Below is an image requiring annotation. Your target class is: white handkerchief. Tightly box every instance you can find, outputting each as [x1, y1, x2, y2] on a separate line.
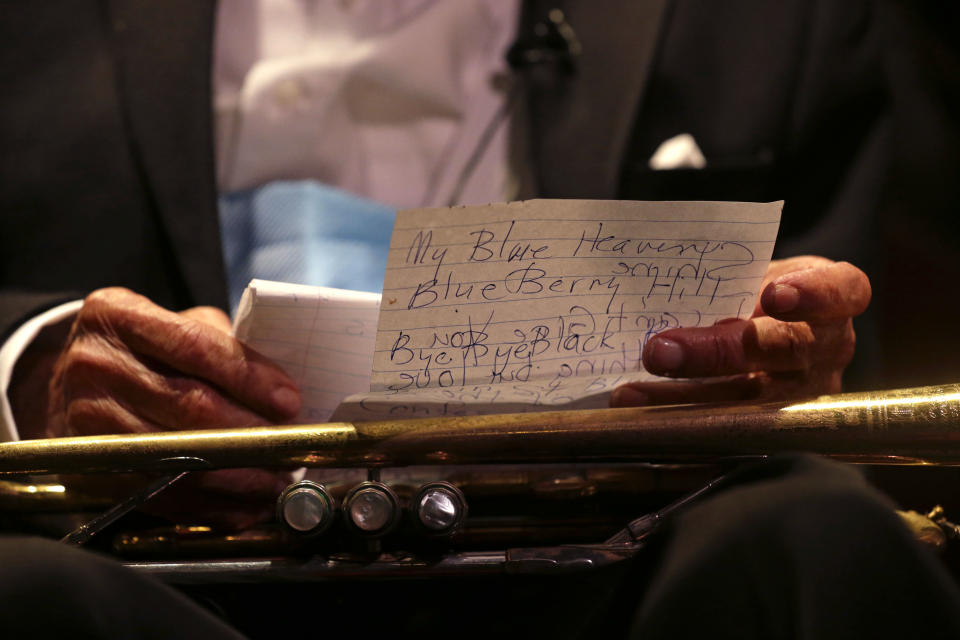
[649, 133, 707, 170]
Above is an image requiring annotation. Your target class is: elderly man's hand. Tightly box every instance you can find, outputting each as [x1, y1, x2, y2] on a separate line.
[611, 257, 871, 407]
[47, 287, 300, 437]
[18, 287, 302, 529]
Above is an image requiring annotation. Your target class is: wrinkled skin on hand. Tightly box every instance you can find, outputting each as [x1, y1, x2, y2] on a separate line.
[45, 287, 303, 529]
[611, 257, 871, 407]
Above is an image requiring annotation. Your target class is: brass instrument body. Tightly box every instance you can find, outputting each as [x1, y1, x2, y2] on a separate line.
[3, 384, 960, 477]
[2, 384, 960, 582]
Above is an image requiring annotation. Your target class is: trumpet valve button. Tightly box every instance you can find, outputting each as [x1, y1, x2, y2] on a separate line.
[277, 482, 334, 535]
[413, 482, 467, 534]
[347, 487, 396, 533]
[418, 489, 459, 531]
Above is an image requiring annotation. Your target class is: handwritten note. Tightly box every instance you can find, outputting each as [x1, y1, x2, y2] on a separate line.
[333, 199, 782, 420]
[233, 279, 379, 423]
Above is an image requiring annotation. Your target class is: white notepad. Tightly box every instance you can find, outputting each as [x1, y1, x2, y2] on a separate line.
[233, 280, 380, 423]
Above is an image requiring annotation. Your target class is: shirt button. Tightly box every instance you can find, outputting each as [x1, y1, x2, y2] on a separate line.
[274, 78, 308, 109]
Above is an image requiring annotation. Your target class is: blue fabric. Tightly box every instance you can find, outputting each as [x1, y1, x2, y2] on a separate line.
[219, 181, 397, 311]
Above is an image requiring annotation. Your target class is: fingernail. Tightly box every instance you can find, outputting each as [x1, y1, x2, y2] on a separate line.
[648, 338, 684, 375]
[271, 386, 301, 416]
[769, 284, 800, 313]
[611, 387, 649, 407]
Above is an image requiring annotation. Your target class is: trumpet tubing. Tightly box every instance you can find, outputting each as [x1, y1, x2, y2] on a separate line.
[1, 384, 960, 475]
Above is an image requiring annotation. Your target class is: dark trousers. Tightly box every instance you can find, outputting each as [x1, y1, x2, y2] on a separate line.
[621, 455, 960, 638]
[2, 456, 959, 639]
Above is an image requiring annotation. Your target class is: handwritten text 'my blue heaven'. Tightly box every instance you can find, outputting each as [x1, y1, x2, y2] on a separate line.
[402, 221, 756, 313]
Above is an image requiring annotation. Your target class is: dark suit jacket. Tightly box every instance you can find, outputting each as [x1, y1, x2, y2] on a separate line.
[2, 0, 958, 389]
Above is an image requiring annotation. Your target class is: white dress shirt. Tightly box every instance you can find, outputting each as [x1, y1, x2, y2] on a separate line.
[214, 0, 520, 207]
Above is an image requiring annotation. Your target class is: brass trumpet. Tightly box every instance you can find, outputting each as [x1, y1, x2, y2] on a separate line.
[1, 383, 959, 582]
[3, 383, 960, 474]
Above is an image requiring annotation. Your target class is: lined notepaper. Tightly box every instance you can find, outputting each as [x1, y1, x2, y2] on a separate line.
[333, 199, 782, 419]
[233, 279, 379, 423]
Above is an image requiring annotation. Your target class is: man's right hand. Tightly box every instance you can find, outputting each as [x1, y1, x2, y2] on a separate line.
[47, 287, 300, 438]
[12, 287, 303, 529]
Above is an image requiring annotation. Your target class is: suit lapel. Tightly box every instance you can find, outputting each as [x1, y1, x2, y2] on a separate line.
[101, 0, 228, 309]
[523, 0, 669, 198]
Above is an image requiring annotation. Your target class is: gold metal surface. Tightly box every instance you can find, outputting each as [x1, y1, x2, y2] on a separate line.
[0, 479, 63, 509]
[0, 479, 115, 512]
[0, 424, 356, 475]
[1, 384, 959, 476]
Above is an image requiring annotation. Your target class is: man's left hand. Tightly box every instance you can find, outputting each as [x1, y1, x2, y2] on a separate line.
[611, 256, 871, 407]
